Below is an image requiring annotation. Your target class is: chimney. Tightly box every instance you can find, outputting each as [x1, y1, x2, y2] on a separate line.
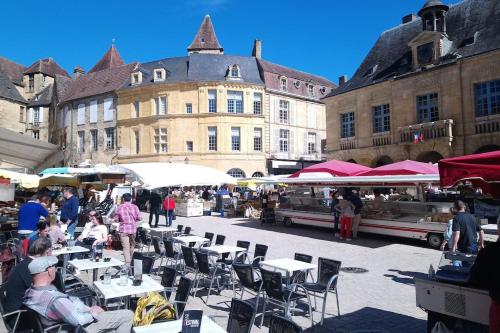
[252, 39, 262, 59]
[338, 75, 348, 86]
[73, 66, 85, 78]
[402, 14, 417, 24]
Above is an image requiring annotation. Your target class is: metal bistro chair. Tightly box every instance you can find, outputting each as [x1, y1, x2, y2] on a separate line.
[259, 267, 313, 327]
[193, 250, 231, 303]
[164, 239, 182, 269]
[227, 298, 256, 333]
[172, 277, 192, 319]
[152, 237, 166, 273]
[0, 283, 25, 332]
[174, 225, 184, 236]
[160, 267, 177, 300]
[221, 240, 250, 266]
[181, 246, 198, 277]
[232, 263, 263, 323]
[269, 314, 303, 333]
[302, 258, 341, 325]
[290, 253, 314, 284]
[251, 244, 268, 269]
[203, 232, 214, 246]
[215, 234, 226, 245]
[138, 228, 152, 253]
[183, 227, 192, 235]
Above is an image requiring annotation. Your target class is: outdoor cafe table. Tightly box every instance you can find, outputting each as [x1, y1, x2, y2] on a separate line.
[202, 245, 247, 255]
[52, 245, 90, 256]
[260, 258, 317, 284]
[173, 235, 209, 246]
[133, 316, 226, 333]
[147, 226, 177, 238]
[94, 274, 164, 304]
[68, 257, 123, 281]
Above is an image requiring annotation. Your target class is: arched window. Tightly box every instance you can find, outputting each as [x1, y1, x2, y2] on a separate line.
[227, 168, 246, 178]
[229, 65, 240, 78]
[252, 172, 264, 178]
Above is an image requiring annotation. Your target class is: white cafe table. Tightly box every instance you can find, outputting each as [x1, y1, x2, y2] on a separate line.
[133, 316, 225, 333]
[148, 226, 177, 236]
[52, 246, 90, 256]
[94, 274, 164, 300]
[260, 258, 317, 284]
[68, 257, 123, 281]
[173, 235, 209, 246]
[202, 245, 247, 255]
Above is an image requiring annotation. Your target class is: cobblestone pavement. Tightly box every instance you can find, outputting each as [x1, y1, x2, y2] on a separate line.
[95, 214, 440, 332]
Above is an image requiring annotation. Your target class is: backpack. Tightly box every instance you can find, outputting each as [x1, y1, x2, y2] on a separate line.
[133, 292, 176, 326]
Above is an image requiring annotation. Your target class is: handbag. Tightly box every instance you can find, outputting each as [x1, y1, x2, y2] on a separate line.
[172, 211, 176, 220]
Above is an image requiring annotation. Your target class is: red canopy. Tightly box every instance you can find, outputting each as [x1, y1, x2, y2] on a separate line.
[357, 160, 438, 176]
[438, 151, 500, 188]
[289, 160, 371, 178]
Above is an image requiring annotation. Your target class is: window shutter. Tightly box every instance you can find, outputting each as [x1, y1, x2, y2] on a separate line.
[274, 128, 280, 153]
[289, 130, 295, 157]
[64, 107, 70, 127]
[104, 98, 114, 121]
[28, 108, 33, 124]
[316, 133, 321, 156]
[77, 104, 85, 125]
[289, 102, 296, 125]
[39, 107, 44, 123]
[274, 99, 280, 123]
[90, 100, 98, 123]
[303, 132, 308, 155]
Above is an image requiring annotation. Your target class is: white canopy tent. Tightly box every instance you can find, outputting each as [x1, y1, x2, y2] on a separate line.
[119, 162, 237, 188]
[278, 174, 440, 187]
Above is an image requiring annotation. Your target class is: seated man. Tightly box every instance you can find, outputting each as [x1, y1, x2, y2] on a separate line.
[28, 221, 51, 248]
[5, 237, 52, 313]
[24, 256, 133, 333]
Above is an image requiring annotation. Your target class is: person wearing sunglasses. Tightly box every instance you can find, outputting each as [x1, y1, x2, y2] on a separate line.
[77, 211, 108, 248]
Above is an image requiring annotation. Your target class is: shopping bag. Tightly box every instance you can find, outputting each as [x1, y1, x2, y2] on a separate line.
[133, 292, 176, 326]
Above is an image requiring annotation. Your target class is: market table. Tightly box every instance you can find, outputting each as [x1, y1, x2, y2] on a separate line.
[133, 316, 225, 333]
[68, 257, 123, 281]
[94, 274, 164, 303]
[260, 258, 317, 284]
[173, 235, 209, 246]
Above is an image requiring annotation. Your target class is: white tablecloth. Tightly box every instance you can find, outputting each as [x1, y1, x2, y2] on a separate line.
[133, 316, 225, 333]
[94, 274, 164, 300]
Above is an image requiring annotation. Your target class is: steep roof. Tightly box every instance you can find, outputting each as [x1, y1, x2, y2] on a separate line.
[0, 57, 25, 86]
[54, 75, 73, 102]
[258, 59, 335, 87]
[187, 15, 223, 53]
[328, 0, 500, 97]
[0, 70, 26, 103]
[88, 45, 126, 73]
[60, 63, 137, 103]
[28, 84, 53, 107]
[24, 58, 70, 78]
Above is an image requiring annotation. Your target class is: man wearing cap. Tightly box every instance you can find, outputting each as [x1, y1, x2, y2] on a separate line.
[60, 188, 79, 237]
[24, 256, 133, 333]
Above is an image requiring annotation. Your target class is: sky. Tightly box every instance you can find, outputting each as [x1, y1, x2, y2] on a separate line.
[0, 0, 460, 84]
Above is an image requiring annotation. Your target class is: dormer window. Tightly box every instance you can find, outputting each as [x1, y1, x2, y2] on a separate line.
[294, 80, 301, 89]
[227, 65, 240, 79]
[320, 87, 327, 95]
[154, 68, 166, 82]
[131, 72, 142, 85]
[307, 84, 314, 97]
[280, 77, 287, 92]
[417, 42, 435, 66]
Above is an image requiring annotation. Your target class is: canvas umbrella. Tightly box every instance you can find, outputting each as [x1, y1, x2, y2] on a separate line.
[289, 160, 371, 178]
[356, 160, 438, 176]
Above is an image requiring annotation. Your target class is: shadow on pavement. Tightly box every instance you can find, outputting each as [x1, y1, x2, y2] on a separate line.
[384, 269, 429, 286]
[303, 307, 426, 333]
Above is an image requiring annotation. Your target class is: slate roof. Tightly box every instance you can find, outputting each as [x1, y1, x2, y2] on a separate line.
[28, 84, 53, 106]
[24, 58, 70, 78]
[88, 45, 125, 73]
[0, 57, 25, 86]
[327, 0, 500, 97]
[258, 59, 335, 87]
[187, 15, 223, 53]
[60, 63, 137, 103]
[54, 75, 73, 102]
[0, 70, 26, 103]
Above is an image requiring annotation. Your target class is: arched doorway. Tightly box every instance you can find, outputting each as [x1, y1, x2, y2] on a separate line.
[227, 168, 246, 178]
[252, 172, 264, 178]
[346, 159, 357, 164]
[416, 151, 443, 163]
[372, 155, 393, 167]
[475, 145, 500, 154]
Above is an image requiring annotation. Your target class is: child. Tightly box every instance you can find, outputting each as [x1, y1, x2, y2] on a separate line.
[335, 199, 356, 241]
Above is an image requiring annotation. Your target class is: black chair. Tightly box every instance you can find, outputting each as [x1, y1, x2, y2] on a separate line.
[227, 298, 256, 333]
[160, 267, 177, 300]
[23, 307, 86, 333]
[291, 253, 313, 284]
[140, 255, 156, 275]
[252, 244, 268, 269]
[152, 236, 166, 272]
[181, 246, 197, 276]
[215, 234, 226, 245]
[175, 225, 184, 236]
[0, 283, 25, 332]
[172, 277, 192, 319]
[183, 227, 191, 235]
[260, 267, 312, 327]
[138, 228, 152, 252]
[165, 239, 182, 268]
[232, 263, 263, 312]
[221, 240, 249, 265]
[302, 258, 341, 325]
[54, 269, 96, 306]
[269, 314, 303, 333]
[193, 250, 230, 303]
[204, 232, 214, 246]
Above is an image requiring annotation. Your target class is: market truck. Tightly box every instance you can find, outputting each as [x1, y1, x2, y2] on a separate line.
[275, 175, 454, 248]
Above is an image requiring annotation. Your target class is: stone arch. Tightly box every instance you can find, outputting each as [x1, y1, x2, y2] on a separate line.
[372, 155, 394, 167]
[416, 151, 443, 163]
[474, 145, 500, 154]
[252, 171, 264, 178]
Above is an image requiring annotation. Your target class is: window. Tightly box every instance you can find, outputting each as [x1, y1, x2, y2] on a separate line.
[154, 69, 165, 82]
[252, 172, 264, 177]
[279, 100, 289, 124]
[474, 80, 500, 117]
[280, 77, 287, 91]
[417, 93, 439, 123]
[154, 128, 168, 153]
[227, 168, 246, 178]
[28, 75, 34, 92]
[186, 103, 192, 114]
[134, 130, 140, 154]
[186, 141, 193, 152]
[253, 93, 262, 115]
[104, 98, 114, 122]
[156, 96, 167, 115]
[32, 130, 39, 140]
[372, 104, 391, 133]
[231, 127, 240, 151]
[78, 131, 85, 153]
[77, 104, 85, 125]
[253, 128, 262, 151]
[90, 129, 98, 151]
[105, 127, 115, 150]
[19, 106, 25, 123]
[307, 84, 314, 97]
[89, 100, 97, 123]
[133, 101, 140, 118]
[341, 112, 355, 138]
[417, 42, 434, 66]
[41, 75, 46, 87]
[229, 65, 240, 78]
[307, 133, 316, 154]
[227, 91, 243, 113]
[131, 72, 142, 85]
[279, 129, 289, 152]
[33, 107, 40, 125]
[208, 127, 217, 151]
[208, 90, 217, 113]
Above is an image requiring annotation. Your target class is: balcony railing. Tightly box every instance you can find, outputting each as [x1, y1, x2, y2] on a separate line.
[340, 139, 356, 151]
[372, 132, 392, 146]
[475, 118, 500, 134]
[398, 119, 453, 144]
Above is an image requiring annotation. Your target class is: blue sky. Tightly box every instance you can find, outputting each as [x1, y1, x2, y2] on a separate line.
[0, 0, 459, 84]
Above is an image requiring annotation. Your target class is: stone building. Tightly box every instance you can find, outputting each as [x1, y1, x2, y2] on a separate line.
[117, 15, 335, 176]
[323, 0, 500, 166]
[54, 46, 137, 166]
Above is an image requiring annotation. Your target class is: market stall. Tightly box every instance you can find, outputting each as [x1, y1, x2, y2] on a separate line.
[289, 159, 371, 178]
